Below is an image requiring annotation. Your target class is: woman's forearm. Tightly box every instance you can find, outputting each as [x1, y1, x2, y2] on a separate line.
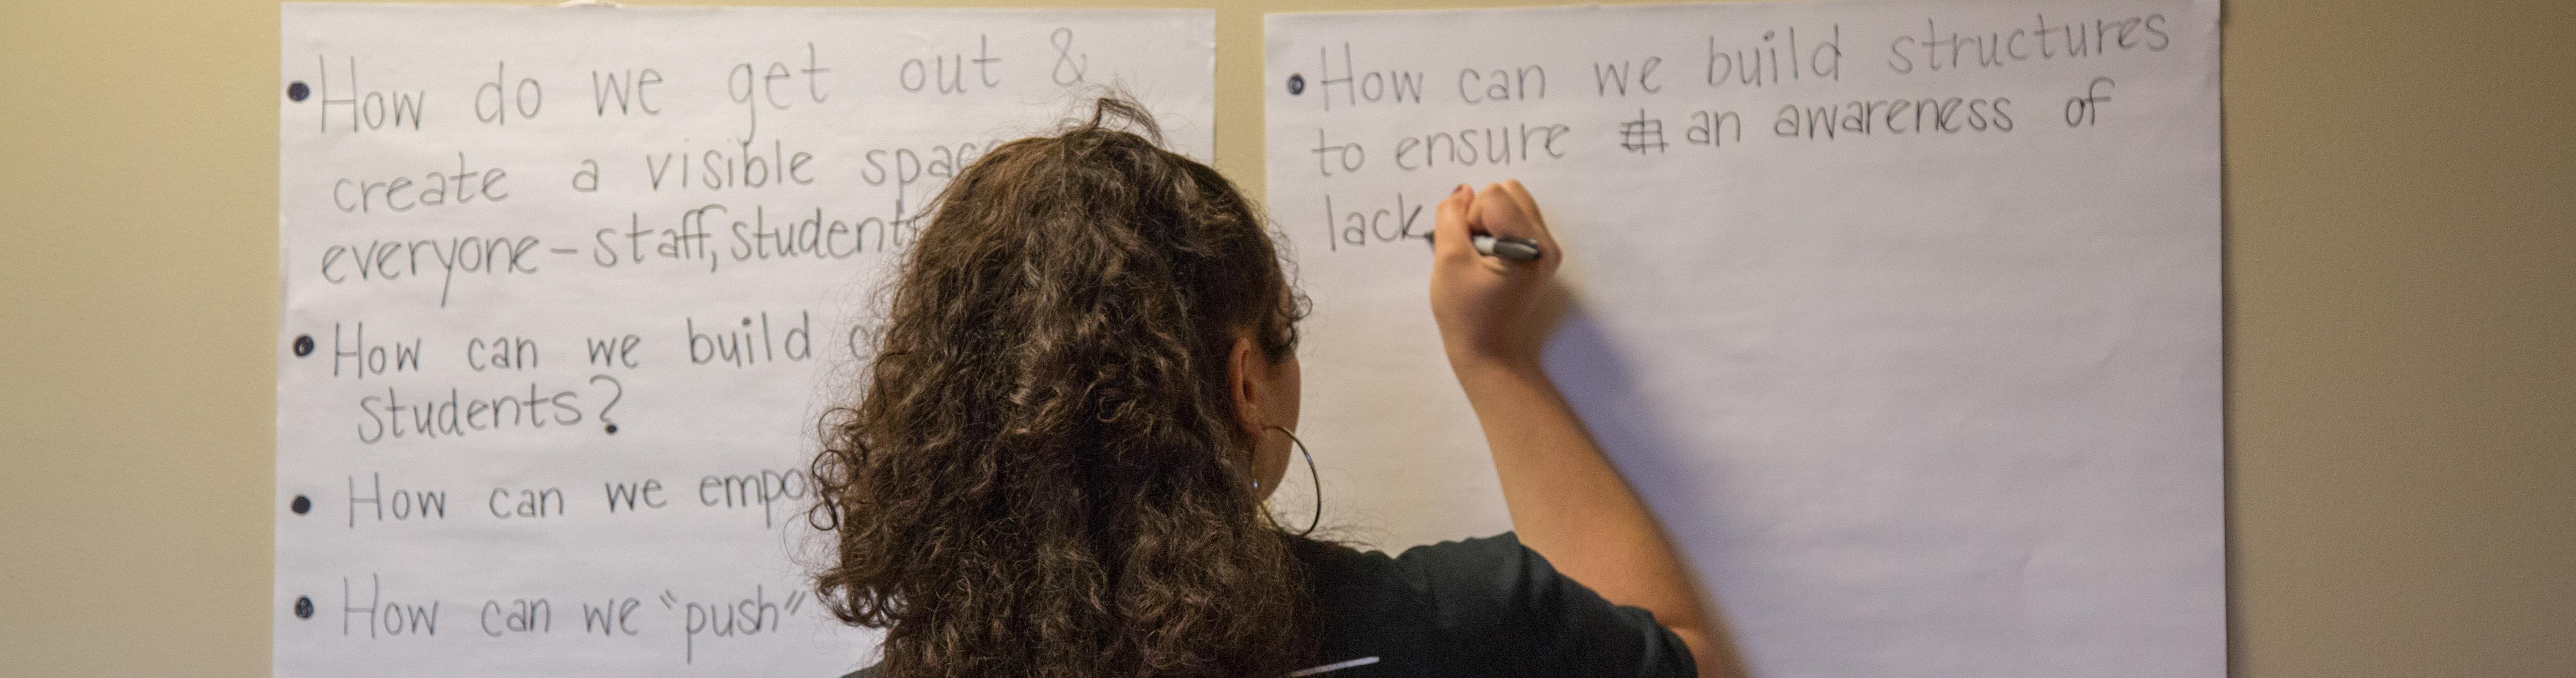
[1453, 358, 1716, 668]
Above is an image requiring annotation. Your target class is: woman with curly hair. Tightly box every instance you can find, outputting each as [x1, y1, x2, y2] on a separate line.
[811, 97, 1718, 678]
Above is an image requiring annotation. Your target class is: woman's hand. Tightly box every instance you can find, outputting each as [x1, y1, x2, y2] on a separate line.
[1429, 180, 1561, 373]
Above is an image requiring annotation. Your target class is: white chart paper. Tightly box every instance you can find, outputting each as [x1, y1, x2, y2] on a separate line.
[1266, 1, 2221, 676]
[275, 5, 1211, 676]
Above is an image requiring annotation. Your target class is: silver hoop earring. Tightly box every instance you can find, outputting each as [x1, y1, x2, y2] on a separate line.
[1265, 425, 1322, 538]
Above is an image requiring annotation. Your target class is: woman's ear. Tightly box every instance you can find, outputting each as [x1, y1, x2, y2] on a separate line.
[1228, 333, 1266, 439]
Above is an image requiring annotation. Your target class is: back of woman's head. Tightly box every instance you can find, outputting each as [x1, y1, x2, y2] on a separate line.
[812, 98, 1310, 678]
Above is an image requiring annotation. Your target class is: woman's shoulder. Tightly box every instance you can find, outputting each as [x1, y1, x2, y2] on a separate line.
[1291, 534, 1544, 661]
[1294, 532, 1698, 678]
[1297, 530, 1531, 570]
[1298, 532, 1546, 611]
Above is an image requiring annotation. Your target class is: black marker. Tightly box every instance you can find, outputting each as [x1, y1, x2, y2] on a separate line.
[1425, 232, 1543, 263]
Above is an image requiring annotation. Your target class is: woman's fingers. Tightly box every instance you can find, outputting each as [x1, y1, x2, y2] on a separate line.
[1502, 180, 1548, 235]
[1474, 184, 1522, 236]
[1470, 181, 1556, 265]
[1434, 183, 1476, 261]
[1498, 180, 1558, 252]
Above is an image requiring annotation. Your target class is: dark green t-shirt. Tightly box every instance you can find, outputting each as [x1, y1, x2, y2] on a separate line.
[843, 532, 1697, 678]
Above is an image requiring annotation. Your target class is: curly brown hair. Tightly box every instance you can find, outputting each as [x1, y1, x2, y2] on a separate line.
[809, 98, 1314, 678]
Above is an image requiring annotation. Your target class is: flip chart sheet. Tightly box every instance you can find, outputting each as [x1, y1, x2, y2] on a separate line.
[1266, 1, 2221, 675]
[275, 5, 1212, 675]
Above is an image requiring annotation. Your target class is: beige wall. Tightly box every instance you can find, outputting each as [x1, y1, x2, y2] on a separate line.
[3, 0, 2570, 675]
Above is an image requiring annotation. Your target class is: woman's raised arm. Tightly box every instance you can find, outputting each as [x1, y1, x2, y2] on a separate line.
[1428, 181, 1721, 677]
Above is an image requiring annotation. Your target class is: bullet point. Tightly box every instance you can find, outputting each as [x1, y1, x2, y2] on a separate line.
[287, 81, 310, 102]
[293, 335, 315, 357]
[290, 495, 312, 514]
[1287, 74, 1306, 95]
[294, 596, 315, 619]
